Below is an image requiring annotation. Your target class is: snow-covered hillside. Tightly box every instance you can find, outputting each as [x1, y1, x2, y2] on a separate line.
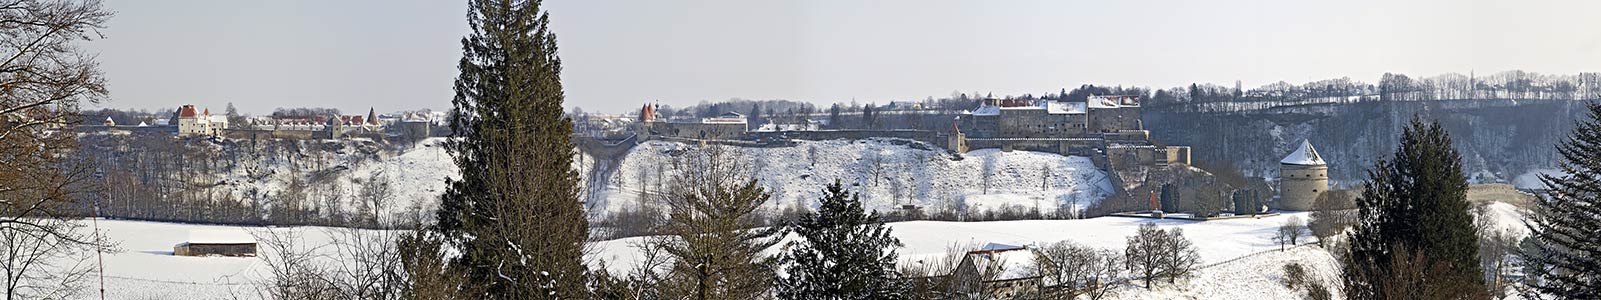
[76, 134, 463, 223]
[594, 139, 1116, 217]
[1149, 100, 1588, 186]
[1106, 246, 1344, 300]
[220, 137, 459, 221]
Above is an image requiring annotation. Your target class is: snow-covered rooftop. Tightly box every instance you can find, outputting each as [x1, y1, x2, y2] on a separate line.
[181, 229, 255, 245]
[753, 122, 819, 132]
[970, 101, 1083, 116]
[1087, 95, 1140, 109]
[971, 105, 1001, 116]
[1280, 140, 1326, 166]
[970, 246, 1036, 280]
[1047, 101, 1087, 114]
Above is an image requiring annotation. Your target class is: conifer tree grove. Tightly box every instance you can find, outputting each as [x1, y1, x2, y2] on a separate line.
[1343, 116, 1486, 300]
[777, 180, 909, 299]
[432, 0, 588, 298]
[1523, 102, 1601, 298]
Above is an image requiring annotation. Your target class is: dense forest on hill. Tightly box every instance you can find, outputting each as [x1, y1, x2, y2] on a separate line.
[1145, 100, 1585, 184]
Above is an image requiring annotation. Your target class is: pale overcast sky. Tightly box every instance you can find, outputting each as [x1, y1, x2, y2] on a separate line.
[89, 0, 1601, 114]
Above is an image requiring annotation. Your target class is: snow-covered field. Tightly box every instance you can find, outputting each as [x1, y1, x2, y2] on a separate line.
[1513, 168, 1565, 190]
[81, 214, 1322, 299]
[591, 211, 1359, 299]
[1105, 245, 1344, 299]
[595, 139, 1116, 216]
[592, 212, 1313, 276]
[69, 220, 304, 299]
[52, 199, 1533, 299]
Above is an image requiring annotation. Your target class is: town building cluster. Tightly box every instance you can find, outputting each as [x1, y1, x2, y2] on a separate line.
[634, 104, 751, 140]
[174, 104, 229, 137]
[90, 104, 445, 140]
[174, 105, 389, 138]
[622, 94, 1190, 174]
[959, 95, 1188, 167]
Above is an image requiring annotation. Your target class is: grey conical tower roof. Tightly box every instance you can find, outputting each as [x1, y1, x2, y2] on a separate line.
[1281, 140, 1326, 166]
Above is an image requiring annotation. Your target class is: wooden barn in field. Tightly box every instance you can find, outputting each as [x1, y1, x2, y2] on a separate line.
[174, 229, 257, 257]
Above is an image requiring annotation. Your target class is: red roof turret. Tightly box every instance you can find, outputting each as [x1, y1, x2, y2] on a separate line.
[178, 105, 199, 118]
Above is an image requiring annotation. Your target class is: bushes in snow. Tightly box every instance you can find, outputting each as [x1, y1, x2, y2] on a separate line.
[1284, 262, 1333, 300]
[1308, 190, 1355, 246]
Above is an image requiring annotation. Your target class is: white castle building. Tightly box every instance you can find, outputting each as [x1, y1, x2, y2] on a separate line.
[176, 104, 228, 137]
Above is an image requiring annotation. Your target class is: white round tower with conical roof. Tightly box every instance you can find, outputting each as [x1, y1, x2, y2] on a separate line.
[1278, 139, 1328, 211]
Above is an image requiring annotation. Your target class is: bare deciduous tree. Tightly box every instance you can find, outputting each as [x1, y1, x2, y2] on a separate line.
[253, 217, 413, 300]
[1033, 241, 1123, 299]
[1126, 223, 1201, 288]
[255, 229, 336, 300]
[1275, 216, 1307, 250]
[1, 1, 113, 299]
[354, 172, 394, 227]
[1472, 204, 1519, 297]
[1125, 223, 1165, 289]
[1157, 227, 1202, 284]
[1, 217, 97, 300]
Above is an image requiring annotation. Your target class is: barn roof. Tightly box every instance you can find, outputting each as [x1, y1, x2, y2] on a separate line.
[964, 243, 1036, 281]
[978, 242, 1025, 252]
[182, 229, 256, 245]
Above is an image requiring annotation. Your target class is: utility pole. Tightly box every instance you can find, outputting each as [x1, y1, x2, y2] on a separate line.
[93, 168, 107, 300]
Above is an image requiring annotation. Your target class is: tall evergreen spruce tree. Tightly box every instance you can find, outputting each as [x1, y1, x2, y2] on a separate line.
[777, 180, 909, 299]
[1524, 102, 1601, 298]
[657, 147, 784, 299]
[433, 0, 588, 298]
[1343, 116, 1486, 300]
